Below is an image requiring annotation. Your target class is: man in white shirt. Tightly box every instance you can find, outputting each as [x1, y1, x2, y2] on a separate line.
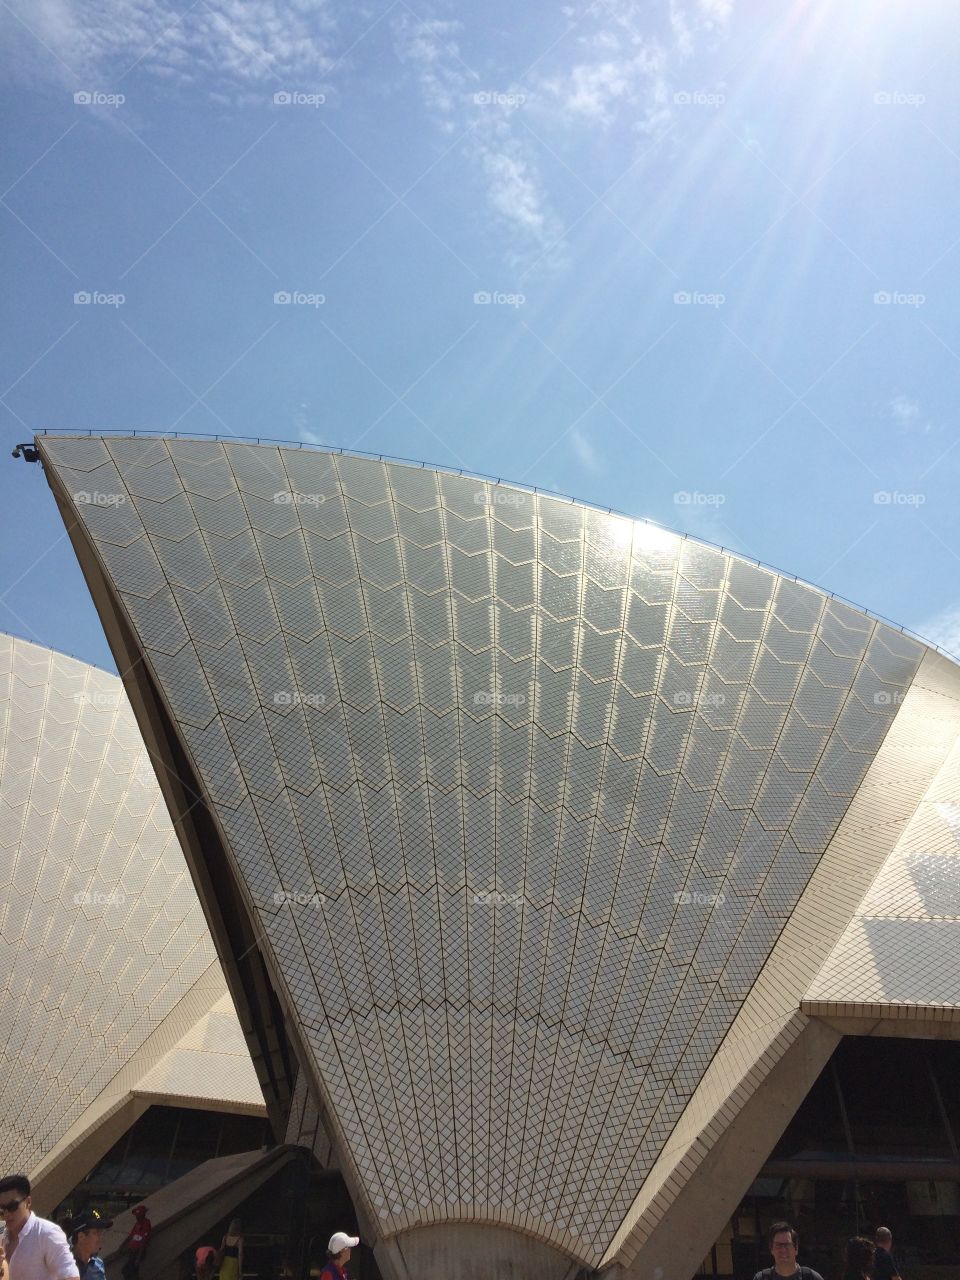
[0, 1177, 79, 1280]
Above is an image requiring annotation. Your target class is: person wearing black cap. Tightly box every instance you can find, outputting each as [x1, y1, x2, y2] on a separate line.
[65, 1211, 113, 1280]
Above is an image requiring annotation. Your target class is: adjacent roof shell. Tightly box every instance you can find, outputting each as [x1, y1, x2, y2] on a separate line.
[0, 632, 265, 1207]
[35, 434, 960, 1272]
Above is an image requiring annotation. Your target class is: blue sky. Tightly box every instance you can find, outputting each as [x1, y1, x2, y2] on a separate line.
[2, 0, 959, 672]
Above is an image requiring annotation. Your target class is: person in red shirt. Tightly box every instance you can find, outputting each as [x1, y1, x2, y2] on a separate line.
[319, 1233, 358, 1280]
[120, 1209, 151, 1280]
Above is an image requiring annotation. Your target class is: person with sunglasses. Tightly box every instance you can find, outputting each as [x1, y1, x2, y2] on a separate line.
[0, 1177, 79, 1280]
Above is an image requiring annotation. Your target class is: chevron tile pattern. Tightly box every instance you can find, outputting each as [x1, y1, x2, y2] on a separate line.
[0, 632, 263, 1183]
[38, 434, 945, 1266]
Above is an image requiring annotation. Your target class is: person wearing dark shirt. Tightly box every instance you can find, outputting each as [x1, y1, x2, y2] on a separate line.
[873, 1227, 902, 1280]
[753, 1221, 825, 1280]
[842, 1236, 875, 1280]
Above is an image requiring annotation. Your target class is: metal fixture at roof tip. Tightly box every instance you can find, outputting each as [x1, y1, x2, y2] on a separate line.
[12, 442, 40, 463]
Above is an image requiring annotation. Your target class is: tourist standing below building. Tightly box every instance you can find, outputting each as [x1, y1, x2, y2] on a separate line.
[752, 1222, 825, 1280]
[119, 1207, 150, 1280]
[0, 1177, 79, 1280]
[873, 1227, 902, 1280]
[842, 1236, 875, 1280]
[318, 1233, 358, 1280]
[216, 1222, 242, 1280]
[66, 1211, 112, 1280]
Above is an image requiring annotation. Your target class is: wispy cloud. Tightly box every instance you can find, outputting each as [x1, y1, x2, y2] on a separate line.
[1, 0, 336, 94]
[392, 12, 564, 266]
[570, 427, 601, 471]
[917, 604, 960, 660]
[887, 394, 933, 433]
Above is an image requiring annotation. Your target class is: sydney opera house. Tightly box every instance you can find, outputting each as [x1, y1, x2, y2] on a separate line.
[5, 431, 960, 1279]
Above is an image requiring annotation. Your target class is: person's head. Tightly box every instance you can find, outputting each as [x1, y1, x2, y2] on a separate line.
[768, 1222, 799, 1272]
[327, 1233, 359, 1266]
[132, 1205, 148, 1220]
[227, 1219, 241, 1238]
[845, 1236, 875, 1277]
[875, 1227, 892, 1252]
[68, 1210, 112, 1263]
[0, 1176, 32, 1234]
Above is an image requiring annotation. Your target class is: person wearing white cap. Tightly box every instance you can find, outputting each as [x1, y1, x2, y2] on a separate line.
[318, 1234, 359, 1280]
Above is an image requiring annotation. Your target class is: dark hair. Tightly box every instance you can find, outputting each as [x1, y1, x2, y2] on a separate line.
[768, 1221, 799, 1249]
[0, 1176, 31, 1198]
[844, 1236, 875, 1277]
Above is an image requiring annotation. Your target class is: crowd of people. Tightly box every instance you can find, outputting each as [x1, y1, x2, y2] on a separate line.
[0, 1176, 357, 1280]
[1, 1173, 909, 1280]
[755, 1220, 904, 1280]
